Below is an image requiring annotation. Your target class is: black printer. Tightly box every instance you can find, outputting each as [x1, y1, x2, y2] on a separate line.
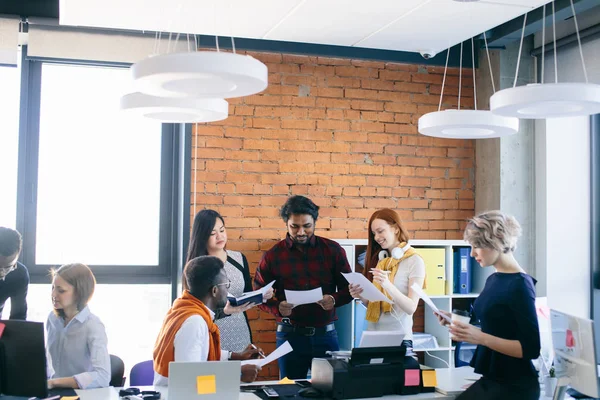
[311, 345, 420, 399]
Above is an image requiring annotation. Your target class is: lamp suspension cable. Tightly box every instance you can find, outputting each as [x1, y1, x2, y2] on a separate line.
[471, 38, 477, 110]
[541, 4, 546, 84]
[458, 41, 463, 110]
[193, 123, 198, 218]
[513, 12, 528, 88]
[552, 1, 557, 83]
[438, 48, 451, 112]
[483, 32, 495, 93]
[570, 0, 589, 83]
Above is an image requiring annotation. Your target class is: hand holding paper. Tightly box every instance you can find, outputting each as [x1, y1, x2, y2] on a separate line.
[342, 272, 393, 304]
[242, 341, 293, 368]
[410, 282, 452, 324]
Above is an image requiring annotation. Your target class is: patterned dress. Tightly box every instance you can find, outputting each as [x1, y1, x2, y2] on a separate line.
[215, 250, 253, 352]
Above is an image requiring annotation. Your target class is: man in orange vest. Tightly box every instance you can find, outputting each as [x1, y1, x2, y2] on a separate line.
[153, 256, 262, 385]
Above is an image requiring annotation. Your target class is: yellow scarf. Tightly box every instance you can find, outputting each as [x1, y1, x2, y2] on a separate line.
[366, 243, 418, 323]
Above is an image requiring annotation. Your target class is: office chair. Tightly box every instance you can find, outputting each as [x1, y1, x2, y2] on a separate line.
[454, 342, 476, 367]
[110, 354, 126, 387]
[129, 360, 155, 386]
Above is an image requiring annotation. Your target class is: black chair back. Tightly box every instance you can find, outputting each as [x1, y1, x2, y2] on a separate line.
[110, 354, 126, 387]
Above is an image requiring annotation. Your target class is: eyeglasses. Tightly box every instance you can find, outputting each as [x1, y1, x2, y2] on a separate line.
[215, 280, 231, 289]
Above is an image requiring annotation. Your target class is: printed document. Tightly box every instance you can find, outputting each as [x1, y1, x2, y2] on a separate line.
[242, 341, 293, 368]
[411, 283, 452, 324]
[342, 272, 393, 304]
[284, 287, 323, 306]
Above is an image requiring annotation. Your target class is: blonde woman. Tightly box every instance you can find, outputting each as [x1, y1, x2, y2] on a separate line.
[46, 263, 110, 389]
[436, 211, 540, 400]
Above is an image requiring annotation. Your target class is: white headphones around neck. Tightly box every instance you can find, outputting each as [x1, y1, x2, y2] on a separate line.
[378, 243, 411, 261]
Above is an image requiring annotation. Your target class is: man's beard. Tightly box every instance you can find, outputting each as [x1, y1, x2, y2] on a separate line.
[292, 234, 311, 246]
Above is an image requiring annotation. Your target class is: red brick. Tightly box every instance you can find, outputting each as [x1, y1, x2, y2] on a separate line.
[316, 98, 352, 109]
[365, 198, 397, 208]
[243, 207, 280, 217]
[448, 148, 475, 158]
[196, 148, 225, 159]
[384, 102, 418, 113]
[345, 88, 379, 100]
[224, 196, 261, 206]
[317, 120, 351, 131]
[366, 176, 399, 187]
[334, 131, 368, 142]
[280, 141, 316, 151]
[280, 163, 316, 173]
[400, 177, 431, 187]
[225, 172, 261, 183]
[331, 153, 365, 163]
[368, 132, 401, 144]
[243, 162, 279, 173]
[397, 200, 429, 209]
[430, 158, 457, 168]
[206, 160, 241, 171]
[244, 139, 279, 150]
[350, 143, 384, 153]
[205, 138, 243, 149]
[319, 142, 351, 153]
[332, 175, 367, 186]
[296, 152, 331, 163]
[385, 145, 416, 156]
[261, 174, 297, 184]
[380, 70, 411, 81]
[397, 157, 430, 167]
[320, 163, 350, 174]
[352, 121, 385, 133]
[360, 186, 377, 196]
[317, 87, 344, 98]
[297, 174, 332, 185]
[326, 76, 361, 88]
[281, 119, 316, 130]
[361, 79, 395, 91]
[392, 188, 410, 197]
[429, 220, 459, 230]
[414, 210, 444, 220]
[349, 165, 383, 175]
[217, 184, 235, 194]
[430, 200, 459, 209]
[194, 125, 224, 136]
[409, 188, 425, 198]
[370, 155, 397, 165]
[416, 168, 447, 178]
[350, 100, 384, 111]
[194, 195, 223, 205]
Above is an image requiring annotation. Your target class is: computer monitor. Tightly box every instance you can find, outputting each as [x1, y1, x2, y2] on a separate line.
[550, 309, 600, 399]
[0, 320, 48, 398]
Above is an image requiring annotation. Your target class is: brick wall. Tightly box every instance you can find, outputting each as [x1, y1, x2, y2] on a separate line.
[191, 51, 475, 379]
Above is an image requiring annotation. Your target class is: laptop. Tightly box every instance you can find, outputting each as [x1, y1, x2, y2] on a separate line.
[168, 361, 241, 400]
[358, 330, 405, 348]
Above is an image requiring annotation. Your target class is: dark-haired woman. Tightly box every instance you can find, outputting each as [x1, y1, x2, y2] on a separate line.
[186, 209, 273, 353]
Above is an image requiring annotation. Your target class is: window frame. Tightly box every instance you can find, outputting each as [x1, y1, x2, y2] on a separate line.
[16, 50, 190, 285]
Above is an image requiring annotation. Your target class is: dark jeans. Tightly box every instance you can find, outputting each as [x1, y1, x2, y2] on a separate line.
[456, 376, 540, 400]
[275, 327, 339, 379]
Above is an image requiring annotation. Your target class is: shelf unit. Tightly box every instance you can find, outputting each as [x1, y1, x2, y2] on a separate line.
[333, 239, 492, 369]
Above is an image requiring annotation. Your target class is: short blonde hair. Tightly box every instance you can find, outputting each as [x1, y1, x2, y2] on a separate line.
[52, 263, 96, 318]
[464, 211, 522, 253]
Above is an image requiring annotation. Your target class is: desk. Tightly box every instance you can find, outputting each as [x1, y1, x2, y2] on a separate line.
[72, 368, 562, 400]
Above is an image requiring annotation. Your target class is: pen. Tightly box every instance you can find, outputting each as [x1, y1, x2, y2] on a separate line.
[251, 343, 266, 358]
[369, 269, 391, 274]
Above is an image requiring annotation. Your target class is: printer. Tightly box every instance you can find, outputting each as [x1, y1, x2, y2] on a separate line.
[311, 346, 420, 399]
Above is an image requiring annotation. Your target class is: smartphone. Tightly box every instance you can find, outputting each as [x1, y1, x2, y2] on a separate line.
[262, 387, 279, 398]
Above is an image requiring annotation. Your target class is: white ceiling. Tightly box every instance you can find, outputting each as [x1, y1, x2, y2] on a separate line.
[59, 0, 552, 56]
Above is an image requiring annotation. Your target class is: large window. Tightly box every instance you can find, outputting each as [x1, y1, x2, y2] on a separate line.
[35, 64, 162, 266]
[19, 62, 179, 281]
[0, 65, 21, 228]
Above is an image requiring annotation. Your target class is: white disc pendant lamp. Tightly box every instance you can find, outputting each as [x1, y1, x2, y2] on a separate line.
[419, 110, 519, 139]
[490, 83, 600, 118]
[132, 51, 268, 99]
[418, 38, 518, 139]
[120, 92, 228, 123]
[490, 1, 600, 119]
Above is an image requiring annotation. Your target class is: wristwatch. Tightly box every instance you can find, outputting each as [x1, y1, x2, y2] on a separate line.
[227, 351, 232, 360]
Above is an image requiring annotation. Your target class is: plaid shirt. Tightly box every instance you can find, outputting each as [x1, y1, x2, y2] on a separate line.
[253, 234, 352, 327]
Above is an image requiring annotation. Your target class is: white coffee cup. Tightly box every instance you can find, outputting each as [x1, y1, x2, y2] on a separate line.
[451, 309, 471, 325]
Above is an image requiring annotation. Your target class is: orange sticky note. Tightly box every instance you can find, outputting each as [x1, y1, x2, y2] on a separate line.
[405, 369, 420, 386]
[422, 370, 437, 387]
[197, 375, 216, 394]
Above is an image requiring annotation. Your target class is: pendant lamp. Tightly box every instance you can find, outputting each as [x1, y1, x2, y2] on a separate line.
[490, 1, 600, 119]
[418, 37, 519, 139]
[132, 51, 268, 99]
[120, 92, 228, 123]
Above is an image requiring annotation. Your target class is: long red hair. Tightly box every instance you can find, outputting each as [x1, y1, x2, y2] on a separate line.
[363, 209, 410, 281]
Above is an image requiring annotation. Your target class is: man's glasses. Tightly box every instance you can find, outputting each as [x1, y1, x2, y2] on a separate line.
[215, 280, 231, 289]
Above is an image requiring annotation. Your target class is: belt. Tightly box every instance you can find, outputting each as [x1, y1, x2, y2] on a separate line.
[276, 322, 336, 336]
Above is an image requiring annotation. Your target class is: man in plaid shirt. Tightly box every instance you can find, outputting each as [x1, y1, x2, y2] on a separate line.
[253, 195, 353, 379]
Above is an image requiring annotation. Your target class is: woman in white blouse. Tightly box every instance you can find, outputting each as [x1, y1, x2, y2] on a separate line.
[46, 263, 110, 389]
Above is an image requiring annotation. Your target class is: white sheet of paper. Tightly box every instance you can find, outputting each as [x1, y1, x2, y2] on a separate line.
[236, 280, 276, 302]
[359, 331, 405, 348]
[284, 287, 323, 306]
[342, 272, 393, 304]
[241, 341, 293, 367]
[411, 282, 452, 324]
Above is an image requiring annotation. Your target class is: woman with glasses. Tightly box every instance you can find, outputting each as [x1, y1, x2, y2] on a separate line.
[185, 210, 274, 354]
[0, 227, 29, 320]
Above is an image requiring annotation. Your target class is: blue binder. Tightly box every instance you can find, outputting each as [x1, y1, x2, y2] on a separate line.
[454, 248, 472, 294]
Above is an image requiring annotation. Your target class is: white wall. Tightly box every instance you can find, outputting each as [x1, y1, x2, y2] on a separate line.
[539, 116, 590, 318]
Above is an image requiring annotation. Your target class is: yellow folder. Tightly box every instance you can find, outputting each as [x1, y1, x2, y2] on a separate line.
[416, 248, 446, 296]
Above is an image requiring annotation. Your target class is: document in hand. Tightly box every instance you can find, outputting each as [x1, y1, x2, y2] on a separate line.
[342, 272, 393, 304]
[228, 280, 276, 306]
[241, 341, 293, 368]
[284, 287, 323, 306]
[410, 283, 452, 324]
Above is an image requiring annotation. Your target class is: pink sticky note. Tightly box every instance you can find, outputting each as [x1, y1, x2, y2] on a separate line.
[405, 369, 420, 386]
